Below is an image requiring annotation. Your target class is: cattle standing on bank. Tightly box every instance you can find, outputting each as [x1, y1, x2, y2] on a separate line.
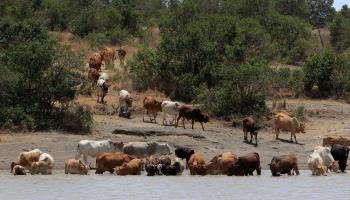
[274, 112, 305, 143]
[242, 117, 261, 146]
[175, 105, 209, 131]
[65, 159, 89, 175]
[122, 142, 171, 158]
[11, 149, 42, 173]
[119, 90, 132, 118]
[102, 47, 116, 64]
[116, 49, 126, 66]
[331, 144, 349, 172]
[268, 155, 299, 176]
[227, 152, 261, 176]
[88, 68, 100, 89]
[323, 136, 350, 147]
[75, 139, 124, 164]
[143, 96, 162, 123]
[161, 101, 182, 126]
[175, 147, 195, 168]
[96, 74, 110, 104]
[88, 52, 103, 72]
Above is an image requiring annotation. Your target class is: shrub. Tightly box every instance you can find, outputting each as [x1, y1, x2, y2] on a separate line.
[53, 106, 93, 133]
[294, 104, 306, 122]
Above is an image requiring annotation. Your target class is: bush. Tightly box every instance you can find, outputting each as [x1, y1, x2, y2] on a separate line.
[294, 104, 306, 122]
[303, 50, 349, 98]
[53, 106, 93, 133]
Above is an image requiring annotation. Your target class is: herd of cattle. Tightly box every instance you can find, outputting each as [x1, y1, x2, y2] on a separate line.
[8, 136, 350, 177]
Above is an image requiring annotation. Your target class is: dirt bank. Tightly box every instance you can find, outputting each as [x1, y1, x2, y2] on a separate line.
[1, 99, 350, 170]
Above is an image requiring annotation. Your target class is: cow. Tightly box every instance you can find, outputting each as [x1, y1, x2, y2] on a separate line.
[331, 144, 350, 172]
[188, 153, 206, 176]
[96, 78, 110, 104]
[175, 147, 195, 168]
[268, 155, 299, 176]
[227, 152, 261, 176]
[95, 152, 133, 174]
[102, 47, 116, 64]
[161, 100, 182, 126]
[162, 161, 184, 176]
[145, 156, 159, 176]
[11, 149, 42, 173]
[122, 142, 171, 158]
[12, 165, 26, 175]
[116, 49, 126, 66]
[274, 112, 305, 143]
[88, 52, 103, 71]
[175, 105, 209, 131]
[30, 153, 55, 175]
[143, 96, 162, 123]
[242, 117, 261, 146]
[307, 146, 339, 176]
[272, 99, 287, 112]
[115, 159, 143, 175]
[119, 90, 132, 118]
[75, 139, 124, 164]
[205, 152, 238, 175]
[88, 68, 100, 89]
[323, 136, 350, 147]
[65, 159, 89, 175]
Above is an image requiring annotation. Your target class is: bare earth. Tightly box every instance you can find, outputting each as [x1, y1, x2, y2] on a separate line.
[1, 98, 350, 170]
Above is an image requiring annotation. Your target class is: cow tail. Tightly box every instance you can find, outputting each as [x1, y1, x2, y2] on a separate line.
[75, 144, 80, 160]
[255, 152, 261, 175]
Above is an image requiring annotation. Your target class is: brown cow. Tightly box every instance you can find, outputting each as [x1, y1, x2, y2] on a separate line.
[242, 117, 261, 146]
[95, 152, 133, 174]
[102, 47, 116, 64]
[268, 155, 299, 176]
[88, 68, 100, 89]
[145, 155, 160, 176]
[323, 136, 350, 147]
[88, 52, 103, 71]
[274, 112, 305, 143]
[115, 159, 142, 175]
[205, 152, 238, 175]
[188, 153, 206, 175]
[11, 149, 42, 173]
[116, 49, 126, 66]
[12, 165, 27, 175]
[143, 96, 162, 123]
[175, 105, 209, 131]
[227, 152, 261, 176]
[65, 159, 89, 175]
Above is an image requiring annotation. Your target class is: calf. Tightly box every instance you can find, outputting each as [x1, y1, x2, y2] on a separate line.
[227, 152, 261, 176]
[162, 161, 184, 176]
[95, 152, 133, 174]
[145, 156, 159, 176]
[242, 117, 261, 146]
[143, 96, 162, 123]
[175, 147, 195, 168]
[175, 105, 209, 131]
[11, 149, 42, 173]
[188, 153, 206, 175]
[30, 153, 55, 175]
[96, 78, 111, 104]
[161, 100, 182, 125]
[115, 159, 142, 175]
[268, 155, 299, 176]
[331, 144, 349, 172]
[65, 159, 89, 175]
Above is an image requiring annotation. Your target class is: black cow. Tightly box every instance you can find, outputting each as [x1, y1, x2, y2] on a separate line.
[331, 144, 350, 172]
[175, 147, 195, 168]
[161, 162, 183, 176]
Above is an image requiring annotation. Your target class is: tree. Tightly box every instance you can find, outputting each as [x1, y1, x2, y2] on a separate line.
[274, 0, 310, 19]
[308, 0, 335, 47]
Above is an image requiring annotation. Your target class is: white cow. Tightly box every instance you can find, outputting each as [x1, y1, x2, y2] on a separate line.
[307, 146, 338, 176]
[123, 142, 172, 157]
[75, 139, 124, 163]
[99, 72, 109, 81]
[30, 153, 55, 175]
[119, 90, 132, 114]
[161, 100, 183, 126]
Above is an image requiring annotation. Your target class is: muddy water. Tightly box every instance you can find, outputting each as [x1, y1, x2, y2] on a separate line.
[0, 170, 349, 200]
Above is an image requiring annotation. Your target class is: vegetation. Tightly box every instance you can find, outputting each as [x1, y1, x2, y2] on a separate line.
[1, 0, 350, 125]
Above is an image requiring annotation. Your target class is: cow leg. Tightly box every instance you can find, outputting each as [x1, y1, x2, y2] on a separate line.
[163, 112, 166, 126]
[154, 113, 157, 124]
[250, 132, 253, 143]
[275, 128, 279, 140]
[201, 122, 204, 131]
[183, 118, 186, 129]
[294, 165, 300, 175]
[175, 116, 181, 128]
[192, 119, 194, 129]
[293, 133, 298, 144]
[256, 166, 261, 175]
[255, 133, 258, 146]
[142, 110, 145, 122]
[243, 128, 247, 140]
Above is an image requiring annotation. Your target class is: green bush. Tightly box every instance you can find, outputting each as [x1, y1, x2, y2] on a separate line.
[294, 104, 306, 122]
[53, 106, 93, 133]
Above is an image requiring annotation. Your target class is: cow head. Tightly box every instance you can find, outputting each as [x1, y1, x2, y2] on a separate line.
[115, 164, 128, 175]
[145, 164, 158, 176]
[329, 160, 339, 172]
[102, 82, 111, 94]
[202, 114, 209, 123]
[229, 162, 244, 176]
[78, 160, 89, 175]
[10, 162, 18, 173]
[268, 157, 280, 176]
[298, 123, 306, 133]
[113, 142, 124, 151]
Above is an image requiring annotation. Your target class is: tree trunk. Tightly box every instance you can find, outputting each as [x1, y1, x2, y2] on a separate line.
[318, 29, 324, 48]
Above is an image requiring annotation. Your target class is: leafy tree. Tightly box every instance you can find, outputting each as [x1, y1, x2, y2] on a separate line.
[274, 0, 310, 19]
[330, 8, 350, 52]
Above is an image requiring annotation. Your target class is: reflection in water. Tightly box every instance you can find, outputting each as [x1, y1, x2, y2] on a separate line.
[0, 170, 350, 200]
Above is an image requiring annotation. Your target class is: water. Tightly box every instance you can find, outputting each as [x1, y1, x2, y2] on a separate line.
[0, 170, 350, 200]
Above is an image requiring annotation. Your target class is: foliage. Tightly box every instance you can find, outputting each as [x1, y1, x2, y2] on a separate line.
[330, 7, 350, 53]
[308, 0, 335, 29]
